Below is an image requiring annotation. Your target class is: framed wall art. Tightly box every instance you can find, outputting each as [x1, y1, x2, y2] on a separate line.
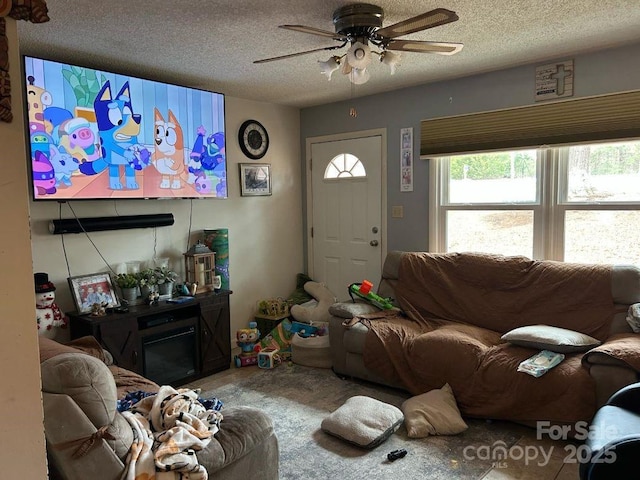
[401, 127, 414, 192]
[68, 272, 120, 314]
[239, 163, 272, 196]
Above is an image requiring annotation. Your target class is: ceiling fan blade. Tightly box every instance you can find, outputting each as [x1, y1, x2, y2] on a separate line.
[280, 24, 346, 41]
[386, 40, 463, 55]
[254, 46, 342, 64]
[376, 8, 459, 39]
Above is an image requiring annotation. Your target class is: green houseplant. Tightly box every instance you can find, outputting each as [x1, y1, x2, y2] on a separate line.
[115, 273, 138, 302]
[155, 266, 178, 296]
[137, 268, 159, 297]
[115, 273, 138, 289]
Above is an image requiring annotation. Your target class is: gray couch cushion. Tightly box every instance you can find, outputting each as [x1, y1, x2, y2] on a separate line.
[197, 406, 275, 472]
[378, 251, 403, 301]
[381, 251, 403, 280]
[41, 353, 134, 461]
[41, 353, 116, 427]
[612, 265, 640, 305]
[344, 323, 369, 354]
[329, 301, 379, 319]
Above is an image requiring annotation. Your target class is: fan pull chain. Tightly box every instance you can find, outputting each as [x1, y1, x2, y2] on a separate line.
[349, 81, 357, 117]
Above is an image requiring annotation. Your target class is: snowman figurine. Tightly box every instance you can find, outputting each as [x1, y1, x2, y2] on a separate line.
[35, 272, 68, 339]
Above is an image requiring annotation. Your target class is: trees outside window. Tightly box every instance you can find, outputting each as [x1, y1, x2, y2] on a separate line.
[429, 140, 640, 264]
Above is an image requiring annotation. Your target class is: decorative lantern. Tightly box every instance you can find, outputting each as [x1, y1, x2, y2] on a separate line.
[183, 241, 216, 293]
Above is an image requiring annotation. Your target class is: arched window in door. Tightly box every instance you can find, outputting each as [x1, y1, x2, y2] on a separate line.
[324, 153, 366, 179]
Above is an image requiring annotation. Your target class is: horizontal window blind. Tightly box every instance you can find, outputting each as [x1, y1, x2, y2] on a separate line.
[421, 90, 640, 156]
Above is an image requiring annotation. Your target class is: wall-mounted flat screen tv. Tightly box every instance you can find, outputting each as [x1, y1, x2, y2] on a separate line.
[23, 55, 227, 200]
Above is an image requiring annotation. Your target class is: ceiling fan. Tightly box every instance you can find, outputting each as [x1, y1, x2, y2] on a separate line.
[254, 3, 463, 84]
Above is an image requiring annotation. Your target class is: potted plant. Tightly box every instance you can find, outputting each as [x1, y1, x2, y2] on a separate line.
[137, 268, 159, 298]
[155, 266, 178, 296]
[115, 273, 138, 302]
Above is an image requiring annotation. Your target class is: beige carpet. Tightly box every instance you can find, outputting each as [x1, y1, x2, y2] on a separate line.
[200, 364, 531, 480]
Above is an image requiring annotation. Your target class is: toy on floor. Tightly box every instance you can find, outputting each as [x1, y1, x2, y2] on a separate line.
[257, 297, 291, 318]
[290, 281, 337, 324]
[256, 318, 295, 360]
[234, 321, 260, 367]
[258, 348, 281, 369]
[34, 272, 68, 339]
[290, 320, 320, 337]
[254, 318, 320, 361]
[349, 280, 394, 310]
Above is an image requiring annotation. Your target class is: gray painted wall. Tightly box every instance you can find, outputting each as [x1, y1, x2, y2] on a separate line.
[300, 42, 640, 257]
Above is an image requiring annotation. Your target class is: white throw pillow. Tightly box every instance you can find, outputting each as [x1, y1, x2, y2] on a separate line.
[401, 383, 468, 438]
[321, 395, 403, 448]
[501, 325, 601, 353]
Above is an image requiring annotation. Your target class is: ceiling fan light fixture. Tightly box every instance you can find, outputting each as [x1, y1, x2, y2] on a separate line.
[256, 6, 462, 88]
[349, 67, 370, 85]
[346, 41, 372, 69]
[318, 56, 341, 80]
[380, 50, 401, 75]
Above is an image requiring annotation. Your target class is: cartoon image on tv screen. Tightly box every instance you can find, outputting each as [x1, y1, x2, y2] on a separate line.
[24, 57, 227, 200]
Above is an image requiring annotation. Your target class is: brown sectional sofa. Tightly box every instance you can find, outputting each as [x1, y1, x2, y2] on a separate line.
[39, 336, 278, 480]
[330, 251, 640, 424]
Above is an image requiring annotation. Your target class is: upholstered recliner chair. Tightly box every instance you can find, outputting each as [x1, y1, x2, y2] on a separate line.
[39, 336, 279, 480]
[579, 382, 640, 479]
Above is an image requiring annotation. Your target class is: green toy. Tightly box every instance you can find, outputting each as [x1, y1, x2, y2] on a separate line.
[348, 281, 394, 310]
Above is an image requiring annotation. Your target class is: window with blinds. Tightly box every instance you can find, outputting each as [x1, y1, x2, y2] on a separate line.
[421, 90, 640, 157]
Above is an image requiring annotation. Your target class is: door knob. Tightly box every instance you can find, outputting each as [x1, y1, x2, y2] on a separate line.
[370, 240, 379, 247]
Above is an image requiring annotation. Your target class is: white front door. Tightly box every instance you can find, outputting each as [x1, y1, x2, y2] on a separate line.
[309, 133, 385, 301]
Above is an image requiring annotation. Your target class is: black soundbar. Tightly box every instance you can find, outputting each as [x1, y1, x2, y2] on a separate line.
[49, 213, 174, 234]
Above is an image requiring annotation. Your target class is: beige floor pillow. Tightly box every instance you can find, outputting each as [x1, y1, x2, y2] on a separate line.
[401, 383, 468, 438]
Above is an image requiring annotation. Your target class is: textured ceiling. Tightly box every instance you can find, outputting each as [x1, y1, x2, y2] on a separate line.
[16, 0, 640, 108]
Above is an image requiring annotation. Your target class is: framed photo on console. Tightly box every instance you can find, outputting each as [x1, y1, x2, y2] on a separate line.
[68, 273, 120, 314]
[239, 163, 271, 196]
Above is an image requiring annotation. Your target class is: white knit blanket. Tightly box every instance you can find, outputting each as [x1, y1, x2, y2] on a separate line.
[120, 386, 223, 480]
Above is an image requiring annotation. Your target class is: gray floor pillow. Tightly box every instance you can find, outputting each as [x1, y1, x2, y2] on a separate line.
[321, 395, 404, 449]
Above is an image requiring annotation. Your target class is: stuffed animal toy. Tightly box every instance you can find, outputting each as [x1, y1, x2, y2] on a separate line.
[235, 322, 260, 367]
[290, 281, 337, 325]
[237, 322, 260, 356]
[34, 272, 68, 339]
[90, 302, 108, 316]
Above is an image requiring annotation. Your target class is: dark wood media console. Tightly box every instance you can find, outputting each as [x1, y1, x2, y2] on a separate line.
[68, 290, 231, 385]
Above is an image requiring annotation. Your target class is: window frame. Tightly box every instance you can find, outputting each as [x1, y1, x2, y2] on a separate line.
[323, 153, 366, 179]
[428, 140, 640, 262]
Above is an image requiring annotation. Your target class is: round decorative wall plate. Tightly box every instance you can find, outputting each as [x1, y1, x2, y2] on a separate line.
[238, 119, 269, 159]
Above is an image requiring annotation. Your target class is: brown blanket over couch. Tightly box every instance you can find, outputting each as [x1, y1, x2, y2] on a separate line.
[362, 252, 618, 423]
